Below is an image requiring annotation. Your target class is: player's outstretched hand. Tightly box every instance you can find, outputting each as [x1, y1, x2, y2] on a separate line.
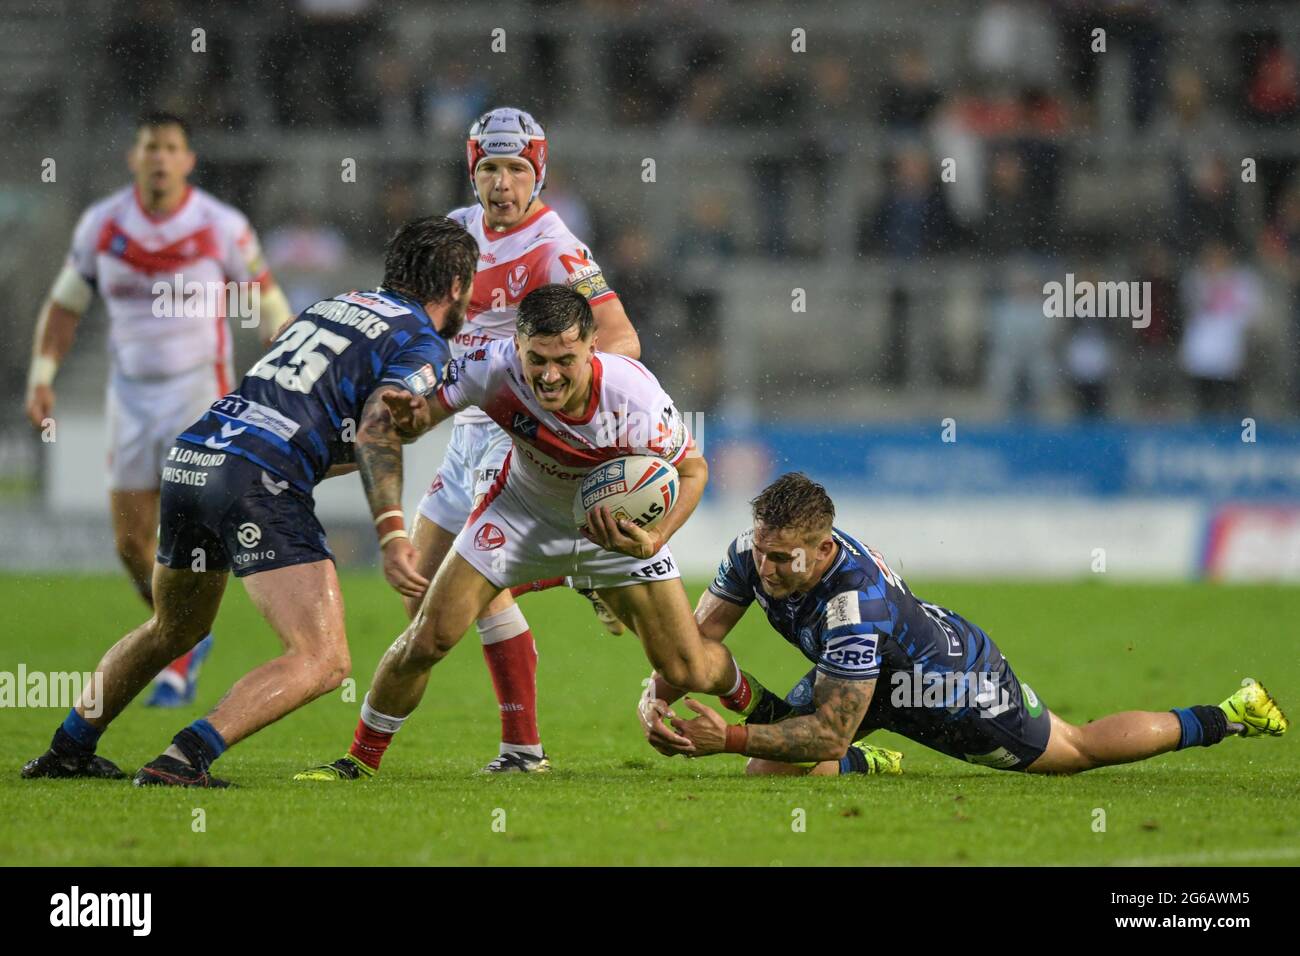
[25, 385, 54, 430]
[381, 389, 429, 442]
[381, 536, 429, 600]
[638, 681, 693, 756]
[668, 697, 729, 757]
[582, 505, 663, 559]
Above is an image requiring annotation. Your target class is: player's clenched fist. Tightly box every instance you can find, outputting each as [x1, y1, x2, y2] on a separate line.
[583, 504, 664, 559]
[25, 384, 54, 429]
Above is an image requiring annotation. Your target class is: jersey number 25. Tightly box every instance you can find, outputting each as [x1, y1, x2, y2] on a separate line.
[248, 321, 351, 394]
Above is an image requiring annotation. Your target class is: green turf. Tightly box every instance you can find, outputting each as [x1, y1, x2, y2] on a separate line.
[0, 573, 1296, 866]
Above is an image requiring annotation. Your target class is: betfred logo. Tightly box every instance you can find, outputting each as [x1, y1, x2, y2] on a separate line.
[474, 523, 506, 551]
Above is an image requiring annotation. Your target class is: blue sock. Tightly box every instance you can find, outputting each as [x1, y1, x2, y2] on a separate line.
[1171, 705, 1229, 749]
[1172, 707, 1203, 748]
[54, 708, 102, 753]
[171, 718, 227, 773]
[838, 746, 868, 775]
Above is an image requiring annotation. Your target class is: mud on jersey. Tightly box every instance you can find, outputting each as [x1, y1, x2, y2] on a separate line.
[179, 288, 451, 492]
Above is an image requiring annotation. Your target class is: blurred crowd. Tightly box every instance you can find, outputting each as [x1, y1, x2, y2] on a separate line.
[60, 0, 1300, 418]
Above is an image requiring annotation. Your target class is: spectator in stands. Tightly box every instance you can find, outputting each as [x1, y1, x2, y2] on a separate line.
[1132, 241, 1183, 411]
[263, 0, 380, 127]
[733, 46, 808, 256]
[986, 262, 1058, 416]
[1054, 0, 1166, 129]
[858, 144, 963, 258]
[981, 147, 1046, 254]
[1173, 155, 1240, 255]
[1242, 35, 1299, 126]
[1064, 311, 1113, 419]
[879, 47, 943, 131]
[672, 195, 735, 409]
[1258, 179, 1300, 407]
[971, 0, 1061, 90]
[1179, 240, 1263, 416]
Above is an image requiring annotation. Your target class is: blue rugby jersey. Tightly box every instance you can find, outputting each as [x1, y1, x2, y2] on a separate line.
[709, 527, 1007, 689]
[179, 288, 450, 492]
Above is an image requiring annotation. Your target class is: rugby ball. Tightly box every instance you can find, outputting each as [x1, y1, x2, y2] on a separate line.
[574, 455, 680, 532]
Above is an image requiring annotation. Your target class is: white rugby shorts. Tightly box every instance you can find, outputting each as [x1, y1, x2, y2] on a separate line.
[107, 365, 223, 492]
[416, 420, 514, 533]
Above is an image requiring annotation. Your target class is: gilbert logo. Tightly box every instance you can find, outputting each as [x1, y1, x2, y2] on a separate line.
[50, 886, 151, 936]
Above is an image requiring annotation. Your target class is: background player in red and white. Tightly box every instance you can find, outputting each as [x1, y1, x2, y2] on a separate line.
[22, 111, 294, 708]
[412, 107, 640, 773]
[297, 285, 764, 782]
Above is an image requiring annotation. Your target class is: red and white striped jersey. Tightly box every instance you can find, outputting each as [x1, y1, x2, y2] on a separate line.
[446, 202, 618, 425]
[67, 185, 270, 388]
[437, 338, 692, 513]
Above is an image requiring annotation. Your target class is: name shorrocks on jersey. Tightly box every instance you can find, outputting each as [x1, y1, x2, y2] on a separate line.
[180, 289, 452, 493]
[710, 527, 1051, 769]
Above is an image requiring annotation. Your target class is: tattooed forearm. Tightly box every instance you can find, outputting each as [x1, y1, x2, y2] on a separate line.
[356, 390, 404, 515]
[743, 676, 875, 762]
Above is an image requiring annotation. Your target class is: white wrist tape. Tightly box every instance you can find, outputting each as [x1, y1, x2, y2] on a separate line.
[28, 355, 57, 388]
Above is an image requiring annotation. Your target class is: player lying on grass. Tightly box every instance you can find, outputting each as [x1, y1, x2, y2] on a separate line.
[296, 285, 762, 781]
[409, 107, 642, 773]
[21, 216, 476, 787]
[638, 473, 1289, 776]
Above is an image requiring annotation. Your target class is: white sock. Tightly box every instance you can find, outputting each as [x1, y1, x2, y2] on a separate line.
[477, 604, 529, 645]
[501, 742, 544, 758]
[360, 693, 407, 735]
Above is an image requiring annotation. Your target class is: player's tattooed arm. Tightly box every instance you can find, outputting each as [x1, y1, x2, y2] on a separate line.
[357, 387, 432, 598]
[731, 675, 874, 762]
[667, 674, 873, 760]
[356, 388, 408, 515]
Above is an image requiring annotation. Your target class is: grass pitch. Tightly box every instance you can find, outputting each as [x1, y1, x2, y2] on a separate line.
[0, 573, 1296, 866]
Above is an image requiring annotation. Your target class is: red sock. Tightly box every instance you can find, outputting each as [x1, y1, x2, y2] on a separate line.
[349, 718, 394, 770]
[482, 631, 539, 746]
[509, 577, 565, 598]
[720, 671, 753, 713]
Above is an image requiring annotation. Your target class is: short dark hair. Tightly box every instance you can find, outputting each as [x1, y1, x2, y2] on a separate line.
[382, 215, 478, 304]
[751, 472, 835, 534]
[136, 110, 191, 143]
[516, 284, 594, 339]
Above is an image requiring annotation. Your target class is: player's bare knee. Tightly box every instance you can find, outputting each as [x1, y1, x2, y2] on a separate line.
[114, 536, 152, 572]
[402, 618, 457, 671]
[745, 758, 775, 776]
[656, 656, 696, 691]
[314, 648, 351, 695]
